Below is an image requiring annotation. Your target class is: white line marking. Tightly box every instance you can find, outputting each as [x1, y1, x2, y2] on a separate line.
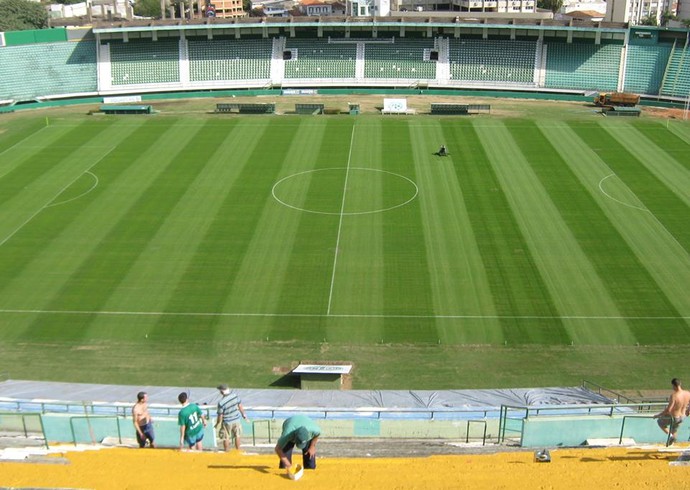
[0, 148, 115, 248]
[271, 167, 418, 215]
[0, 126, 54, 181]
[45, 171, 99, 208]
[598, 174, 648, 211]
[327, 125, 356, 316]
[0, 309, 686, 321]
[597, 168, 687, 254]
[0, 125, 51, 159]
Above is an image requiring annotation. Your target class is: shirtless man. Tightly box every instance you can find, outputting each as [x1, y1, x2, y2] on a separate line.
[132, 391, 155, 448]
[654, 378, 690, 446]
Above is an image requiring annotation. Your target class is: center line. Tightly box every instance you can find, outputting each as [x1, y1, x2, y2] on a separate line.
[327, 124, 356, 315]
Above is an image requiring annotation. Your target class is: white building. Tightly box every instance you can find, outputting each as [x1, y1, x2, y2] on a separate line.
[394, 0, 535, 14]
[605, 0, 674, 24]
[348, 0, 390, 16]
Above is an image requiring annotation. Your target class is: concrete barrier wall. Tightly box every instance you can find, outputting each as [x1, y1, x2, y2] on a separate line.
[36, 415, 499, 447]
[521, 415, 689, 447]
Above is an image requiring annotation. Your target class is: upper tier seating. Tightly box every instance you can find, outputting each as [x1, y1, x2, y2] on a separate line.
[188, 38, 272, 81]
[448, 38, 537, 84]
[0, 41, 97, 102]
[545, 41, 621, 91]
[109, 39, 180, 85]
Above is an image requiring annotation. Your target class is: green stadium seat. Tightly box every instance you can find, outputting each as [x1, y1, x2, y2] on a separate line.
[448, 39, 536, 85]
[545, 42, 621, 91]
[284, 38, 357, 79]
[109, 39, 180, 86]
[624, 44, 672, 95]
[188, 38, 272, 82]
[363, 38, 436, 80]
[0, 41, 97, 102]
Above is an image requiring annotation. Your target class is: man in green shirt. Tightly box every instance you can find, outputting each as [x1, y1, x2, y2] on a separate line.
[274, 414, 321, 471]
[177, 392, 206, 450]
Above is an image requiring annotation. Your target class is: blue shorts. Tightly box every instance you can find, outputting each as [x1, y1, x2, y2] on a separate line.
[185, 431, 204, 448]
[136, 422, 155, 448]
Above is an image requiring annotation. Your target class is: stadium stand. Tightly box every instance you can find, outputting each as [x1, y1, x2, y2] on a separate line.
[108, 39, 180, 86]
[544, 41, 622, 91]
[188, 37, 272, 82]
[0, 40, 97, 102]
[363, 37, 437, 80]
[624, 44, 672, 95]
[283, 38, 357, 79]
[0, 23, 689, 104]
[659, 41, 690, 98]
[448, 38, 537, 85]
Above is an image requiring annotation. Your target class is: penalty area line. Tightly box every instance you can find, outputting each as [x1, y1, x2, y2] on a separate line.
[0, 309, 687, 321]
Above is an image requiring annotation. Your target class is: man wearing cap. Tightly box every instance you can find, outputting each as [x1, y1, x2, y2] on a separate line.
[275, 414, 321, 470]
[215, 383, 248, 452]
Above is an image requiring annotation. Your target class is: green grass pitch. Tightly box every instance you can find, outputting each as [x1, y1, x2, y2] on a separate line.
[0, 110, 688, 389]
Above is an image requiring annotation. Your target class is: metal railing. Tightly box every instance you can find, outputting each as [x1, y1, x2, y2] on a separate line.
[582, 379, 637, 404]
[69, 415, 122, 446]
[619, 414, 675, 447]
[498, 401, 667, 445]
[466, 419, 488, 446]
[0, 398, 500, 421]
[0, 411, 49, 449]
[252, 420, 272, 446]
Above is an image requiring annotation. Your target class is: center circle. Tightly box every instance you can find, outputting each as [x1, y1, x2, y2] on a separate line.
[271, 167, 418, 215]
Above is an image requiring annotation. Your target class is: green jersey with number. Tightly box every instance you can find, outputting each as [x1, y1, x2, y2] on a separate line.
[178, 403, 204, 438]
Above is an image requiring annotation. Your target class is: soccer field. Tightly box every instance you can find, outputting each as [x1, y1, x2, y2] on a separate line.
[0, 108, 688, 388]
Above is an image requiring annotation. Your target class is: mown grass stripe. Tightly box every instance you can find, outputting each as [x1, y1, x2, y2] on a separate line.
[632, 120, 690, 172]
[665, 120, 690, 147]
[570, 121, 690, 254]
[538, 121, 690, 342]
[0, 118, 47, 158]
[270, 118, 356, 342]
[381, 119, 436, 342]
[82, 120, 265, 337]
[0, 120, 114, 215]
[0, 119, 150, 313]
[151, 119, 299, 341]
[15, 120, 215, 341]
[0, 121, 114, 210]
[222, 119, 332, 342]
[322, 118, 387, 343]
[408, 120, 502, 344]
[607, 124, 690, 206]
[507, 120, 678, 344]
[448, 120, 567, 344]
[476, 120, 615, 344]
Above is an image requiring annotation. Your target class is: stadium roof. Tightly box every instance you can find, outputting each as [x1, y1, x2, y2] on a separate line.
[90, 15, 629, 35]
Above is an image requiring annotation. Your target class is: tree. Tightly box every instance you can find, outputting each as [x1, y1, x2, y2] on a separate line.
[0, 0, 49, 31]
[537, 0, 563, 14]
[638, 14, 657, 26]
[660, 11, 677, 26]
[133, 0, 162, 18]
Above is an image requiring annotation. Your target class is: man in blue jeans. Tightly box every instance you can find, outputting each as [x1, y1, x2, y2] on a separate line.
[275, 415, 321, 470]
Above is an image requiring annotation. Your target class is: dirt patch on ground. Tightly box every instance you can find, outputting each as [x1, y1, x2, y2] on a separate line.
[1, 444, 689, 489]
